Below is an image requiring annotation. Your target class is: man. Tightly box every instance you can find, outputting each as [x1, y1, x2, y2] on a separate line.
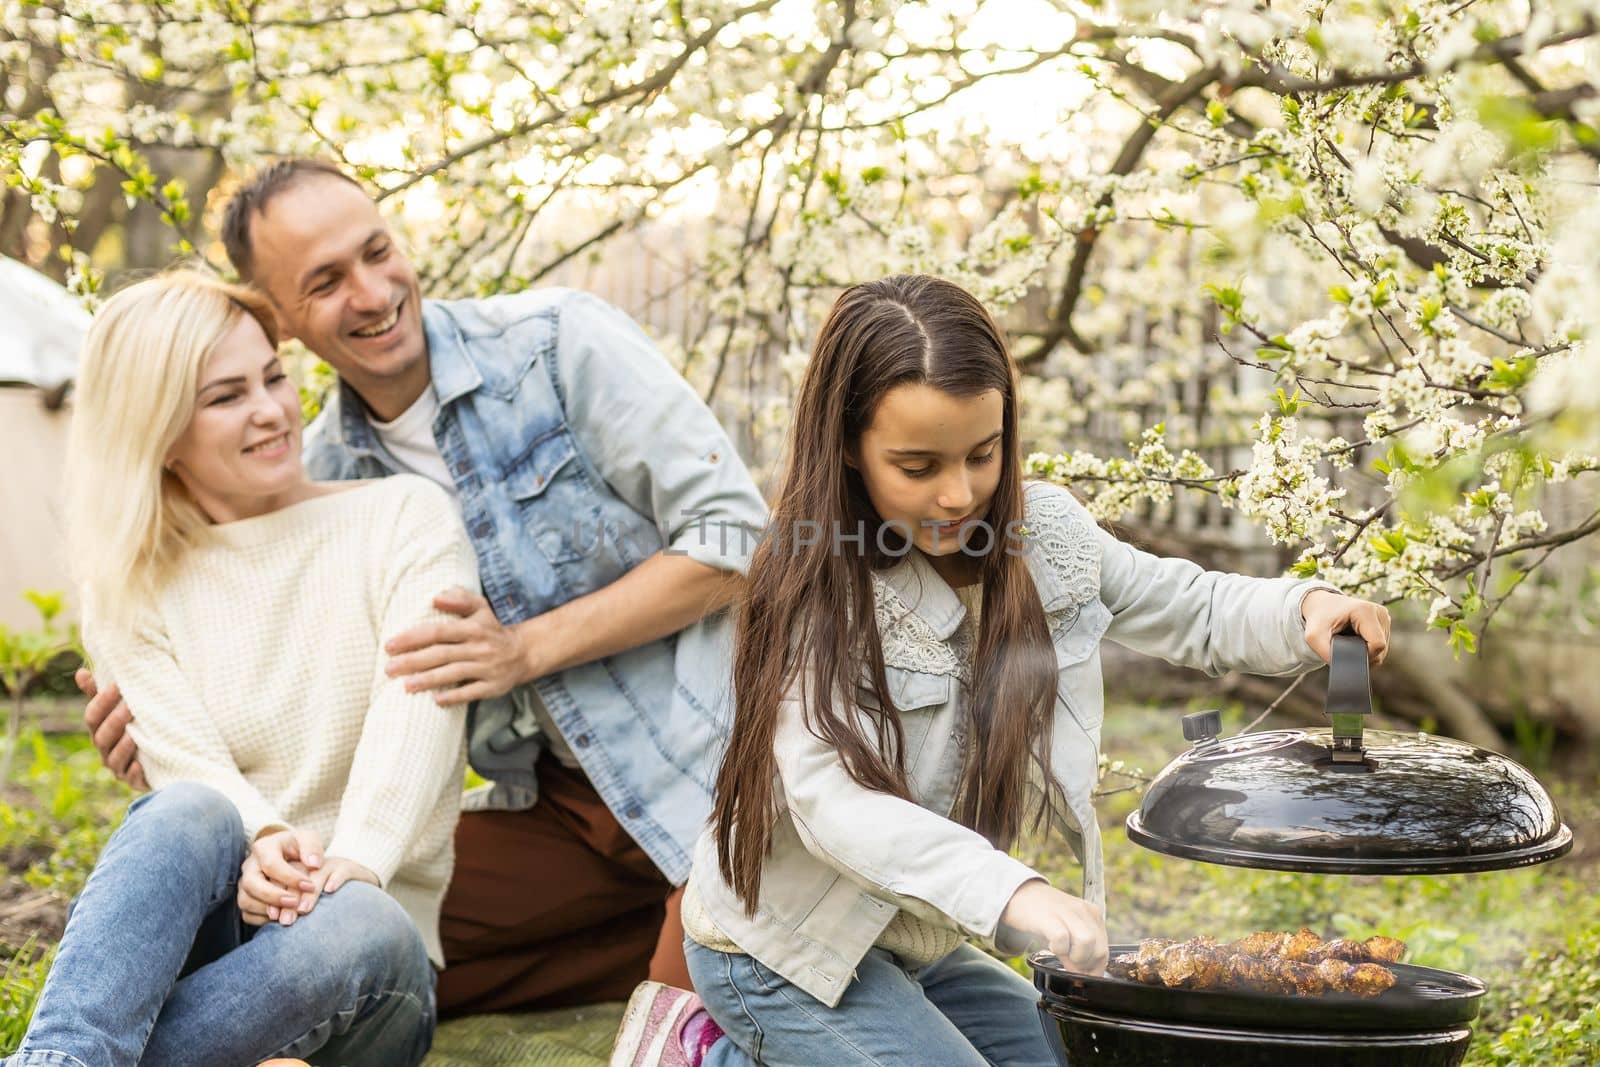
[81, 158, 768, 1015]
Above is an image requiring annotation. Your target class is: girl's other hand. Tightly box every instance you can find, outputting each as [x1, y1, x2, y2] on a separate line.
[1301, 590, 1392, 667]
[999, 879, 1109, 975]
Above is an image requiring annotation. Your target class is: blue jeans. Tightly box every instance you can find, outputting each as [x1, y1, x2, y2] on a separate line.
[685, 939, 1058, 1066]
[6, 782, 436, 1067]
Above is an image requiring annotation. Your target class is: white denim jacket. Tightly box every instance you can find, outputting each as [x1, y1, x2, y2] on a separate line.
[687, 481, 1335, 1006]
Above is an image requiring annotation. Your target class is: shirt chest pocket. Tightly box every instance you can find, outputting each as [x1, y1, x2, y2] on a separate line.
[505, 428, 594, 564]
[1053, 598, 1112, 733]
[857, 668, 954, 774]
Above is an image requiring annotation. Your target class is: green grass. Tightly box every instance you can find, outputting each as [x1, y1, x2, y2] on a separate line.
[1, 710, 1595, 1064]
[0, 942, 51, 1049]
[1, 731, 128, 899]
[0, 730, 123, 1050]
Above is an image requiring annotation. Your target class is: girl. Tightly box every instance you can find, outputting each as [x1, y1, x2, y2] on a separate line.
[6, 270, 476, 1067]
[611, 274, 1389, 1066]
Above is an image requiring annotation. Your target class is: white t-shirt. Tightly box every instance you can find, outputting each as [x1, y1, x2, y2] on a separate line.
[370, 387, 455, 495]
[369, 386, 581, 770]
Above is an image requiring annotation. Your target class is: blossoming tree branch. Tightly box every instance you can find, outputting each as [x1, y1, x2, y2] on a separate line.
[4, 0, 1599, 733]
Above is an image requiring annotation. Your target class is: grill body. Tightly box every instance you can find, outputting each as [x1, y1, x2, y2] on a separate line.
[1037, 1003, 1472, 1067]
[1032, 946, 1484, 1067]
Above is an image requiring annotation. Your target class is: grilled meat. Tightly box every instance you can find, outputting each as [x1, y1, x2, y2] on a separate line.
[1317, 959, 1398, 997]
[1133, 938, 1174, 984]
[1228, 928, 1404, 966]
[1104, 929, 1405, 999]
[1231, 930, 1288, 958]
[1360, 935, 1406, 964]
[1276, 928, 1325, 962]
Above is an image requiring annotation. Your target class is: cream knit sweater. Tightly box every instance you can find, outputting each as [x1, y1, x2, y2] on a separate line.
[85, 475, 477, 967]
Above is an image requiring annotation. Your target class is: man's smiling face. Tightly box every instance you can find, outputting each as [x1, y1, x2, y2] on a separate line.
[246, 174, 428, 419]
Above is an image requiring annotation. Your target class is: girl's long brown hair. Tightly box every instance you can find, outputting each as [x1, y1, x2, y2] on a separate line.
[713, 274, 1058, 911]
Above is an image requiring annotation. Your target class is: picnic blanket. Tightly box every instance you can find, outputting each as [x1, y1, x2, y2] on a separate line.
[423, 1002, 623, 1067]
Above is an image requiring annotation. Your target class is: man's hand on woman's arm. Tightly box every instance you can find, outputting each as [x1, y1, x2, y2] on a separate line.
[77, 668, 148, 791]
[385, 554, 742, 706]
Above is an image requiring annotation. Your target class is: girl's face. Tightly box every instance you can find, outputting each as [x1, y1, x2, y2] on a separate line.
[854, 382, 1005, 577]
[165, 313, 308, 523]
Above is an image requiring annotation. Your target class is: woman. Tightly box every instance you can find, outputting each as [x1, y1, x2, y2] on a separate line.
[6, 269, 477, 1066]
[611, 274, 1390, 1066]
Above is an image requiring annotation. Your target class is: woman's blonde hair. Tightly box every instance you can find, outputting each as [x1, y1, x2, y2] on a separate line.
[64, 268, 280, 623]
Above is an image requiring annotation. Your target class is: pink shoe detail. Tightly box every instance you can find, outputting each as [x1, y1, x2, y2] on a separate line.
[609, 981, 720, 1067]
[681, 1005, 726, 1062]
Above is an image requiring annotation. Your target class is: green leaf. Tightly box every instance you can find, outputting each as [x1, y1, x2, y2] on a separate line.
[1204, 283, 1243, 316]
[1383, 441, 1415, 474]
[1368, 528, 1408, 561]
[1476, 96, 1562, 157]
[1486, 355, 1536, 392]
[21, 591, 61, 625]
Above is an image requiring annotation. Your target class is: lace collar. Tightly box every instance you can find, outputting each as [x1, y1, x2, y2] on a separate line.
[868, 482, 1101, 678]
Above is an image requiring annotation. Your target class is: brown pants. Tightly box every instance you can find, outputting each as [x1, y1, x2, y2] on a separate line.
[436, 753, 691, 1017]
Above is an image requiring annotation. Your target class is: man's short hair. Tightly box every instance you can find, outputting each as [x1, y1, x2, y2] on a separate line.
[221, 159, 363, 281]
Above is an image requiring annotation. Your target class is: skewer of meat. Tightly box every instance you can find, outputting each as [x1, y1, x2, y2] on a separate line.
[1227, 928, 1405, 965]
[1103, 930, 1404, 998]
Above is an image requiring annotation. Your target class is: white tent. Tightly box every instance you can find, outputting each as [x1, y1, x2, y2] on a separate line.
[0, 255, 88, 388]
[0, 257, 86, 629]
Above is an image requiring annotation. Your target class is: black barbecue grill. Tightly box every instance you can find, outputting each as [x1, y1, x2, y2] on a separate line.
[1028, 633, 1573, 1066]
[1032, 948, 1486, 1066]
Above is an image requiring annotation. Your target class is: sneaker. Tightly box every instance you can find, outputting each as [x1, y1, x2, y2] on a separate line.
[610, 980, 724, 1067]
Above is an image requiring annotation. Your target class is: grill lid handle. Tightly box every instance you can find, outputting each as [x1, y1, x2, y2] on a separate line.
[1181, 709, 1222, 748]
[1326, 632, 1372, 763]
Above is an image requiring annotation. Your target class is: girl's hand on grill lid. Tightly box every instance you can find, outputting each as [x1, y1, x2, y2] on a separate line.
[1300, 589, 1391, 667]
[999, 879, 1109, 975]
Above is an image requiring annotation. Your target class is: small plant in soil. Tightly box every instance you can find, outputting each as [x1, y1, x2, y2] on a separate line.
[0, 593, 82, 786]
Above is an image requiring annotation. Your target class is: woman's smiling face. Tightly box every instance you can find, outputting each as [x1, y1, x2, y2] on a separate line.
[853, 382, 1005, 579]
[164, 312, 306, 522]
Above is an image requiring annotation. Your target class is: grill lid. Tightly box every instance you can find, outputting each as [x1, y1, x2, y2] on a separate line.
[1125, 634, 1573, 874]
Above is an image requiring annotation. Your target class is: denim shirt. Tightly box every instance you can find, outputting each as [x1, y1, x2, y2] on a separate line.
[304, 288, 768, 883]
[687, 482, 1335, 1005]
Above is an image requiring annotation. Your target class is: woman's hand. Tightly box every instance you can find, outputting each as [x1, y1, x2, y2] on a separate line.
[238, 829, 379, 927]
[308, 856, 380, 896]
[238, 827, 322, 927]
[999, 879, 1109, 975]
[1301, 589, 1392, 667]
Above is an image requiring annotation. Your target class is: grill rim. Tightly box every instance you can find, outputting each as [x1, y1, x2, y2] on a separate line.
[1125, 808, 1574, 874]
